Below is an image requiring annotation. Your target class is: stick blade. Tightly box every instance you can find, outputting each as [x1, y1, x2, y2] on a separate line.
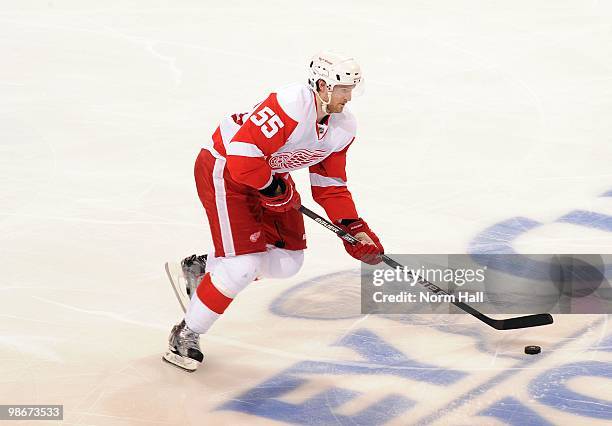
[495, 313, 554, 330]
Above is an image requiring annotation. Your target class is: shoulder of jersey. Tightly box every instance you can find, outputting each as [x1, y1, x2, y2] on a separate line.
[274, 83, 313, 123]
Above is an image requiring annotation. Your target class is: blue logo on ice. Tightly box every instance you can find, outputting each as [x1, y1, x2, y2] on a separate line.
[219, 189, 612, 424]
[218, 328, 465, 424]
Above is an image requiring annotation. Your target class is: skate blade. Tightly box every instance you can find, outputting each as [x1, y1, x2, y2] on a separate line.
[165, 262, 189, 313]
[162, 350, 199, 372]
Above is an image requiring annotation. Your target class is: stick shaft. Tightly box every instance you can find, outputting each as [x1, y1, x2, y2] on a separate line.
[299, 205, 553, 330]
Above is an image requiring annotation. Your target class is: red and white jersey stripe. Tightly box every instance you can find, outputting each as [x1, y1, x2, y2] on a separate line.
[205, 83, 359, 222]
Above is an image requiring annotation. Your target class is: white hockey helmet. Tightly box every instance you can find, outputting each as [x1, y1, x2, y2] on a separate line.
[308, 51, 363, 93]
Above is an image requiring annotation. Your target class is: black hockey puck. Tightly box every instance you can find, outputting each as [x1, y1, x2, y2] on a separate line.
[525, 345, 541, 355]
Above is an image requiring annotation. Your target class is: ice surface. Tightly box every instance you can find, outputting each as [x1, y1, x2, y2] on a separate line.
[1, 1, 611, 424]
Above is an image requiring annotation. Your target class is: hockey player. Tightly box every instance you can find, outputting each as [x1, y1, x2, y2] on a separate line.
[163, 52, 384, 371]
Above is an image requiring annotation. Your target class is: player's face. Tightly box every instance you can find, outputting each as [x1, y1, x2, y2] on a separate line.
[327, 85, 355, 113]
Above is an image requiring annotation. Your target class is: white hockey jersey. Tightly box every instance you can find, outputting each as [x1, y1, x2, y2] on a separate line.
[206, 83, 358, 222]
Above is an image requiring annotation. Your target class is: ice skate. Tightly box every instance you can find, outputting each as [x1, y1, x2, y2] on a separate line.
[162, 319, 204, 372]
[165, 254, 207, 312]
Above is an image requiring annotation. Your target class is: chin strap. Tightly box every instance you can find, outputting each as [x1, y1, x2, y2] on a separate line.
[314, 88, 332, 114]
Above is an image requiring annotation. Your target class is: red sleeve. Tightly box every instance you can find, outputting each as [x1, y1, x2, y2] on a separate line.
[226, 93, 298, 189]
[309, 139, 358, 223]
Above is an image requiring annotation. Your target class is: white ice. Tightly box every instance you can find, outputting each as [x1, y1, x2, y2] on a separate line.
[1, 1, 611, 425]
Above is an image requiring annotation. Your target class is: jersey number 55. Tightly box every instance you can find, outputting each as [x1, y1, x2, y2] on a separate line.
[250, 107, 285, 138]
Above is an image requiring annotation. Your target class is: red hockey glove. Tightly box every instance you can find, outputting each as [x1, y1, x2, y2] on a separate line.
[259, 175, 301, 213]
[337, 218, 384, 265]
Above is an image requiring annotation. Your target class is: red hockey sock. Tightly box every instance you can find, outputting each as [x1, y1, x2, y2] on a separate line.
[196, 273, 233, 314]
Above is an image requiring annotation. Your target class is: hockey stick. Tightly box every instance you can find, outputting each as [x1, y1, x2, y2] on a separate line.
[299, 205, 554, 330]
